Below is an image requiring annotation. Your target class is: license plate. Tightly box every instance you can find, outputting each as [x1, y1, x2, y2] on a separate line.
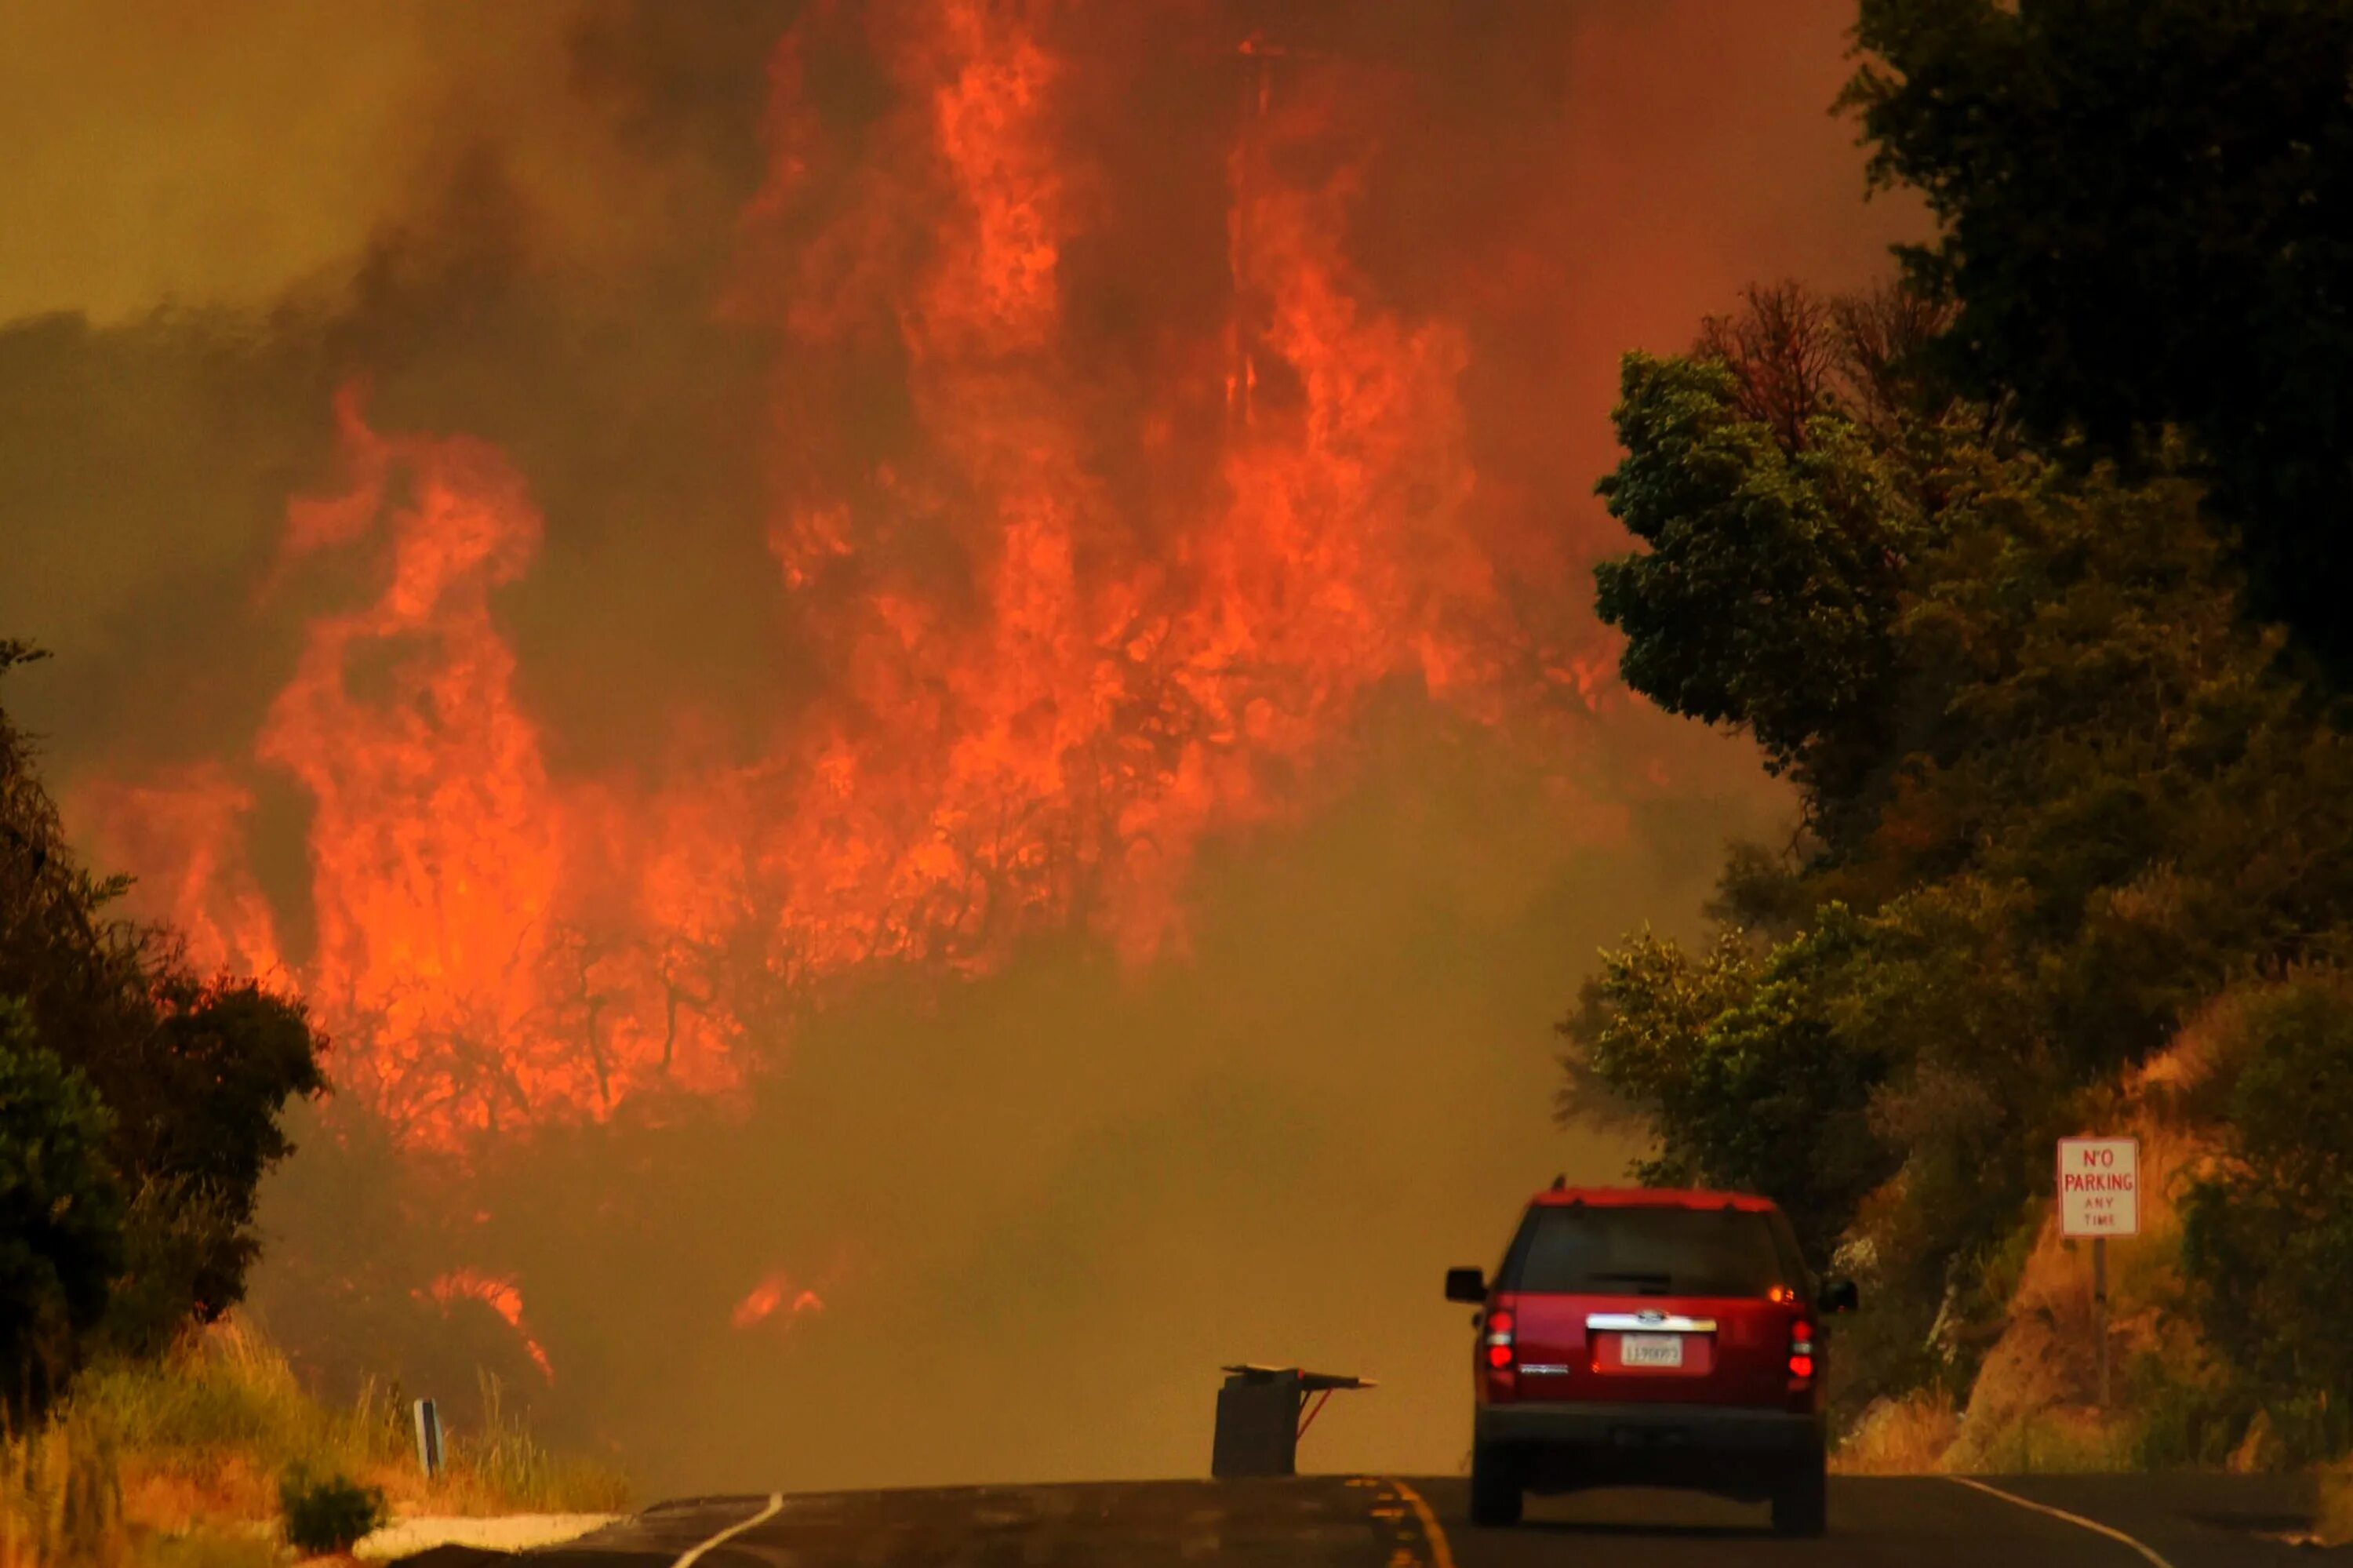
[1620, 1333, 1685, 1368]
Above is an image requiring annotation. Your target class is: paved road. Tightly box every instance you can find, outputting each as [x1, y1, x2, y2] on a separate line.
[406, 1473, 2336, 1567]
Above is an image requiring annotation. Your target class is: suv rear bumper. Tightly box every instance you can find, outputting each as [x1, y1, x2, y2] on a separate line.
[1477, 1400, 1821, 1455]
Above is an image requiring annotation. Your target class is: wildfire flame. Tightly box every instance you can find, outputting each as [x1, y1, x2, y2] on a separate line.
[733, 1272, 826, 1332]
[76, 762, 283, 980]
[78, 2, 1600, 1147]
[420, 1268, 555, 1383]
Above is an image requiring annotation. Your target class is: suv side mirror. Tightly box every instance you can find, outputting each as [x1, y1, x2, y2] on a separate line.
[1444, 1267, 1487, 1304]
[1819, 1277, 1859, 1315]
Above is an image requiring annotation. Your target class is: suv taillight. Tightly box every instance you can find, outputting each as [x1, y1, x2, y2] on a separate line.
[1787, 1318, 1815, 1381]
[1485, 1307, 1515, 1369]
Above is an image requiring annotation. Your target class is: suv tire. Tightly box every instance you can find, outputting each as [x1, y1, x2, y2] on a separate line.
[1769, 1450, 1827, 1537]
[1467, 1442, 1523, 1526]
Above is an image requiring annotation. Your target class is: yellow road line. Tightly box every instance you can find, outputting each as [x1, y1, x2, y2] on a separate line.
[671, 1493, 784, 1568]
[1384, 1479, 1457, 1568]
[1944, 1476, 2174, 1568]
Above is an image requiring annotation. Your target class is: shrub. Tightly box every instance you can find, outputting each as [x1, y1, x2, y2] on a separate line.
[275, 1469, 384, 1559]
[0, 996, 126, 1423]
[2, 648, 327, 1366]
[2122, 1348, 2247, 1469]
[1831, 1389, 1958, 1473]
[2179, 973, 2353, 1461]
[98, 1180, 249, 1362]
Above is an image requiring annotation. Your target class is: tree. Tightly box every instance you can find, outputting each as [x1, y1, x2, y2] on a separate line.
[1593, 351, 1916, 816]
[88, 977, 325, 1349]
[2181, 974, 2353, 1459]
[0, 644, 327, 1363]
[1845, 0, 2353, 669]
[1560, 914, 1899, 1267]
[1573, 273, 2353, 1424]
[1591, 282, 1992, 833]
[1557, 926, 1761, 1184]
[0, 997, 124, 1421]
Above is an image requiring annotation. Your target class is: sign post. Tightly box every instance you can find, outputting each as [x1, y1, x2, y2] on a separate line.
[2057, 1137, 2140, 1408]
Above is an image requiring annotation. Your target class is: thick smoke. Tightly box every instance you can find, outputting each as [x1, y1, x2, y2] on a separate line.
[0, 0, 1913, 1489]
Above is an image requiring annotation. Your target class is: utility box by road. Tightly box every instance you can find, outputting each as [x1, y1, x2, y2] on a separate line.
[1210, 1364, 1373, 1479]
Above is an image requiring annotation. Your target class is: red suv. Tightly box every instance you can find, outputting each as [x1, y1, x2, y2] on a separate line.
[1444, 1184, 1858, 1534]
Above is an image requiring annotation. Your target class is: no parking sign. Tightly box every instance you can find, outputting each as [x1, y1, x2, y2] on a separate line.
[2057, 1135, 2137, 1407]
[2057, 1136, 2140, 1237]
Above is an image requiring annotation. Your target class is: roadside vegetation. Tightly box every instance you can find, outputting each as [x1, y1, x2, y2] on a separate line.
[0, 1315, 628, 1567]
[0, 647, 627, 1563]
[2, 638, 324, 1418]
[1564, 0, 2353, 1484]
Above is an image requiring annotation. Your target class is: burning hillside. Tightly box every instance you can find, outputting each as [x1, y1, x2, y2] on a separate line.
[79, 1, 1608, 1145]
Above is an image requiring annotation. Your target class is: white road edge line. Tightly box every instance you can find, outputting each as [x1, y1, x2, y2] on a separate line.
[1944, 1475, 2176, 1568]
[671, 1492, 784, 1568]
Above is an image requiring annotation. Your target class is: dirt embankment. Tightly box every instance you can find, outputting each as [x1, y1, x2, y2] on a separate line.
[1839, 1020, 2246, 1476]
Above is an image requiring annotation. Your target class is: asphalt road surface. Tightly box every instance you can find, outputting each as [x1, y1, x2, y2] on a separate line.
[409, 1472, 2335, 1567]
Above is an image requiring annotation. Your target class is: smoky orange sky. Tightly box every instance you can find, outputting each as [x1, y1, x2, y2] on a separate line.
[0, 1, 1918, 1490]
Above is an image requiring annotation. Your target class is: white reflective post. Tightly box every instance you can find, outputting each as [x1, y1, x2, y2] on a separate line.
[413, 1397, 443, 1479]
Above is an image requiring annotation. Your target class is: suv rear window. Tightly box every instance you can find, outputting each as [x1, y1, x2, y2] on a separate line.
[1505, 1206, 1792, 1297]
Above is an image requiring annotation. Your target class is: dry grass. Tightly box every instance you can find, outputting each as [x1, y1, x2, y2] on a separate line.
[1, 1410, 129, 1568]
[1829, 1024, 2260, 1479]
[1930, 1034, 2231, 1475]
[1, 1318, 628, 1568]
[424, 1374, 631, 1519]
[1955, 1406, 2136, 1474]
[1831, 1388, 1960, 1474]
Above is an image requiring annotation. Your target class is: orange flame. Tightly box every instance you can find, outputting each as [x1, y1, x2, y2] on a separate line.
[732, 1271, 826, 1331]
[79, 2, 1600, 1147]
[421, 1268, 555, 1383]
[75, 762, 283, 980]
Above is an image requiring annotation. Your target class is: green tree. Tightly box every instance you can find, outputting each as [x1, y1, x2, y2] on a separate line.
[2181, 974, 2353, 1459]
[1561, 912, 1899, 1268]
[1570, 277, 2353, 1423]
[0, 997, 124, 1421]
[1845, 0, 2353, 669]
[89, 977, 325, 1351]
[0, 643, 326, 1362]
[1558, 926, 1761, 1183]
[1594, 351, 1915, 814]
